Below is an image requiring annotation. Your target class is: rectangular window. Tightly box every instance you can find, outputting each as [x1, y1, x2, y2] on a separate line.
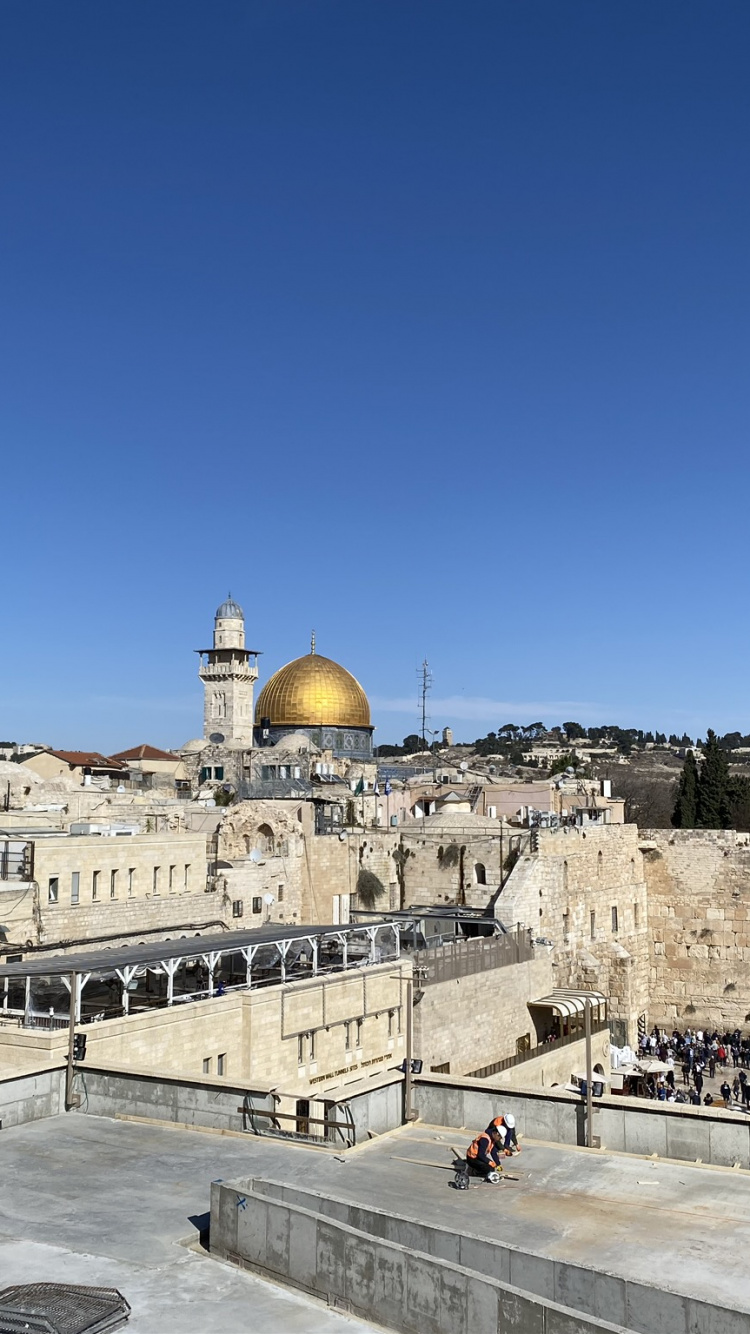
[611, 905, 619, 934]
[48, 876, 59, 904]
[110, 869, 118, 899]
[232, 900, 243, 918]
[71, 872, 80, 905]
[633, 901, 640, 928]
[297, 1034, 306, 1066]
[252, 896, 262, 914]
[278, 884, 284, 902]
[217, 1053, 226, 1076]
[169, 865, 175, 892]
[202, 1057, 211, 1074]
[92, 870, 100, 901]
[128, 868, 135, 897]
[388, 1009, 394, 1038]
[215, 766, 224, 781]
[356, 1018, 363, 1048]
[183, 864, 190, 891]
[153, 867, 160, 896]
[590, 911, 596, 940]
[344, 1022, 352, 1051]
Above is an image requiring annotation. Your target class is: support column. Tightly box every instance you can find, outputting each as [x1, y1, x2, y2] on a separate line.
[201, 952, 222, 997]
[2, 976, 8, 1013]
[115, 965, 138, 1016]
[161, 958, 183, 1006]
[24, 975, 31, 1024]
[311, 938, 319, 976]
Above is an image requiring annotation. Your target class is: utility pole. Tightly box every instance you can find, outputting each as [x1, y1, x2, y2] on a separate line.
[417, 659, 432, 752]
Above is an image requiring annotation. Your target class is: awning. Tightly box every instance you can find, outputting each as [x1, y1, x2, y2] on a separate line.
[529, 988, 607, 1018]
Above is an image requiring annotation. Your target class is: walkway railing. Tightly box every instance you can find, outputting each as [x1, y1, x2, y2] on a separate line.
[466, 1019, 609, 1080]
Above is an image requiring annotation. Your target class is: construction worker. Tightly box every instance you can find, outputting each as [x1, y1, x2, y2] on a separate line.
[465, 1123, 505, 1180]
[487, 1113, 521, 1154]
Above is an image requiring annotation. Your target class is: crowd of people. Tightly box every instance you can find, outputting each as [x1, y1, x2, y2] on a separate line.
[634, 1026, 750, 1107]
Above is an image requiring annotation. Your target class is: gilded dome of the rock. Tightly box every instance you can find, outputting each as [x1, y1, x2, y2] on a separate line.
[254, 652, 371, 729]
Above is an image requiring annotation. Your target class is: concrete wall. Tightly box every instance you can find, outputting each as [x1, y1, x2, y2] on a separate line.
[0, 1062, 65, 1128]
[413, 1074, 750, 1168]
[210, 1179, 633, 1334]
[72, 1064, 402, 1145]
[224, 1177, 747, 1334]
[413, 955, 555, 1076]
[642, 828, 750, 1028]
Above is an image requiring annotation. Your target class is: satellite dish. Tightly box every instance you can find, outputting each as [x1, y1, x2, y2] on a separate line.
[209, 732, 225, 744]
[249, 848, 262, 863]
[263, 893, 275, 906]
[460, 762, 468, 771]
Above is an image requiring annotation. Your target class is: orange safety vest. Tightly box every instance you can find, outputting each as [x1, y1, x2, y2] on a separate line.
[466, 1131, 494, 1161]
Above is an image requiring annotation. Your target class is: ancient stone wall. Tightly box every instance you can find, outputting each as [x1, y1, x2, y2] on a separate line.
[497, 823, 650, 1045]
[642, 828, 750, 1029]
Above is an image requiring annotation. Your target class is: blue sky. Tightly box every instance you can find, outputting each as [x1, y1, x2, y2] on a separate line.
[2, 1, 750, 750]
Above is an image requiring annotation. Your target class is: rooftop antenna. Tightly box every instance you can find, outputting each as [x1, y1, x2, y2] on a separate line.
[418, 659, 432, 751]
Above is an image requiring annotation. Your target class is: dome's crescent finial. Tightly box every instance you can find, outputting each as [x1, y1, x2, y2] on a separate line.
[311, 630, 316, 655]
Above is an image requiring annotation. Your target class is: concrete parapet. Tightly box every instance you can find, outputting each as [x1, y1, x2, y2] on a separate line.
[210, 1179, 633, 1334]
[221, 1177, 749, 1334]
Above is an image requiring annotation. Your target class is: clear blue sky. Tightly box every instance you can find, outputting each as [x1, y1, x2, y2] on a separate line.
[2, 1, 749, 750]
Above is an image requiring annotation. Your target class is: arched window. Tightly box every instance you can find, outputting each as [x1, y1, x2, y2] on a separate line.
[597, 851, 603, 877]
[474, 862, 487, 885]
[258, 824, 275, 855]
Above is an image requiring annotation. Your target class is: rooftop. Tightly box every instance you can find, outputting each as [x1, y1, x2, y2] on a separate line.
[0, 1114, 375, 1334]
[4, 1114, 749, 1331]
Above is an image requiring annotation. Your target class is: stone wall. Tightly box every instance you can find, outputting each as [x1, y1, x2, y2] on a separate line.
[642, 828, 750, 1029]
[498, 823, 650, 1045]
[412, 955, 554, 1076]
[498, 1029, 610, 1090]
[217, 800, 399, 924]
[1, 830, 215, 951]
[0, 961, 411, 1088]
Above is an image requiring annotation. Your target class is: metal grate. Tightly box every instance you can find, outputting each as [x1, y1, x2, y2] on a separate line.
[0, 1284, 130, 1334]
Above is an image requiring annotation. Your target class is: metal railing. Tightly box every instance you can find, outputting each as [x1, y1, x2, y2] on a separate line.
[411, 927, 533, 986]
[465, 1019, 609, 1080]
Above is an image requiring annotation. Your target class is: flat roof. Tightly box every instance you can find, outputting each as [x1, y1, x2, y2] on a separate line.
[5, 1115, 749, 1325]
[0, 918, 398, 979]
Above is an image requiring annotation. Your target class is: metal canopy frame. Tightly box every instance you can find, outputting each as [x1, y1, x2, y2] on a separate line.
[0, 919, 405, 1024]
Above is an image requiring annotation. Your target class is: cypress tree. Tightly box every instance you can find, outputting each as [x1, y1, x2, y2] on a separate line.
[672, 749, 698, 828]
[695, 730, 731, 829]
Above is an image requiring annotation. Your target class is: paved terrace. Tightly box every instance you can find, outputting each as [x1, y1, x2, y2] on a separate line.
[3, 1112, 750, 1326]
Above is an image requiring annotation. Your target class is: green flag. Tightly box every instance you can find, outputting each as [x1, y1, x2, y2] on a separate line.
[354, 777, 365, 796]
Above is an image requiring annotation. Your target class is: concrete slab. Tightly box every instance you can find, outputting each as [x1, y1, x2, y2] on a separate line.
[0, 1114, 378, 1334]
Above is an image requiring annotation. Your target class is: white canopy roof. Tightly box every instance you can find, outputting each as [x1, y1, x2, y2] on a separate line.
[529, 988, 607, 1018]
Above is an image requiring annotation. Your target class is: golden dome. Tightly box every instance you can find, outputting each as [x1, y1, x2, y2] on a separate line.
[255, 649, 371, 729]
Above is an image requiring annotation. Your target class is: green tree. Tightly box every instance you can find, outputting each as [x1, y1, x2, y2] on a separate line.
[726, 775, 750, 831]
[696, 730, 731, 829]
[671, 750, 698, 828]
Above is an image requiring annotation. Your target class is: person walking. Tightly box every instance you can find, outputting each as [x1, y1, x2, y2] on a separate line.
[694, 1070, 704, 1096]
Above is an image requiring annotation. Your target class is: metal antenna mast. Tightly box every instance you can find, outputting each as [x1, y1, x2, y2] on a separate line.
[418, 659, 432, 751]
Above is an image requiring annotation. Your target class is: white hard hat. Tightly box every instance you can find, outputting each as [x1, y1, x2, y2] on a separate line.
[504, 1113, 515, 1129]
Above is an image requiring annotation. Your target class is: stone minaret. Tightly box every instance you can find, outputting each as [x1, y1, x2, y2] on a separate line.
[196, 597, 259, 746]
